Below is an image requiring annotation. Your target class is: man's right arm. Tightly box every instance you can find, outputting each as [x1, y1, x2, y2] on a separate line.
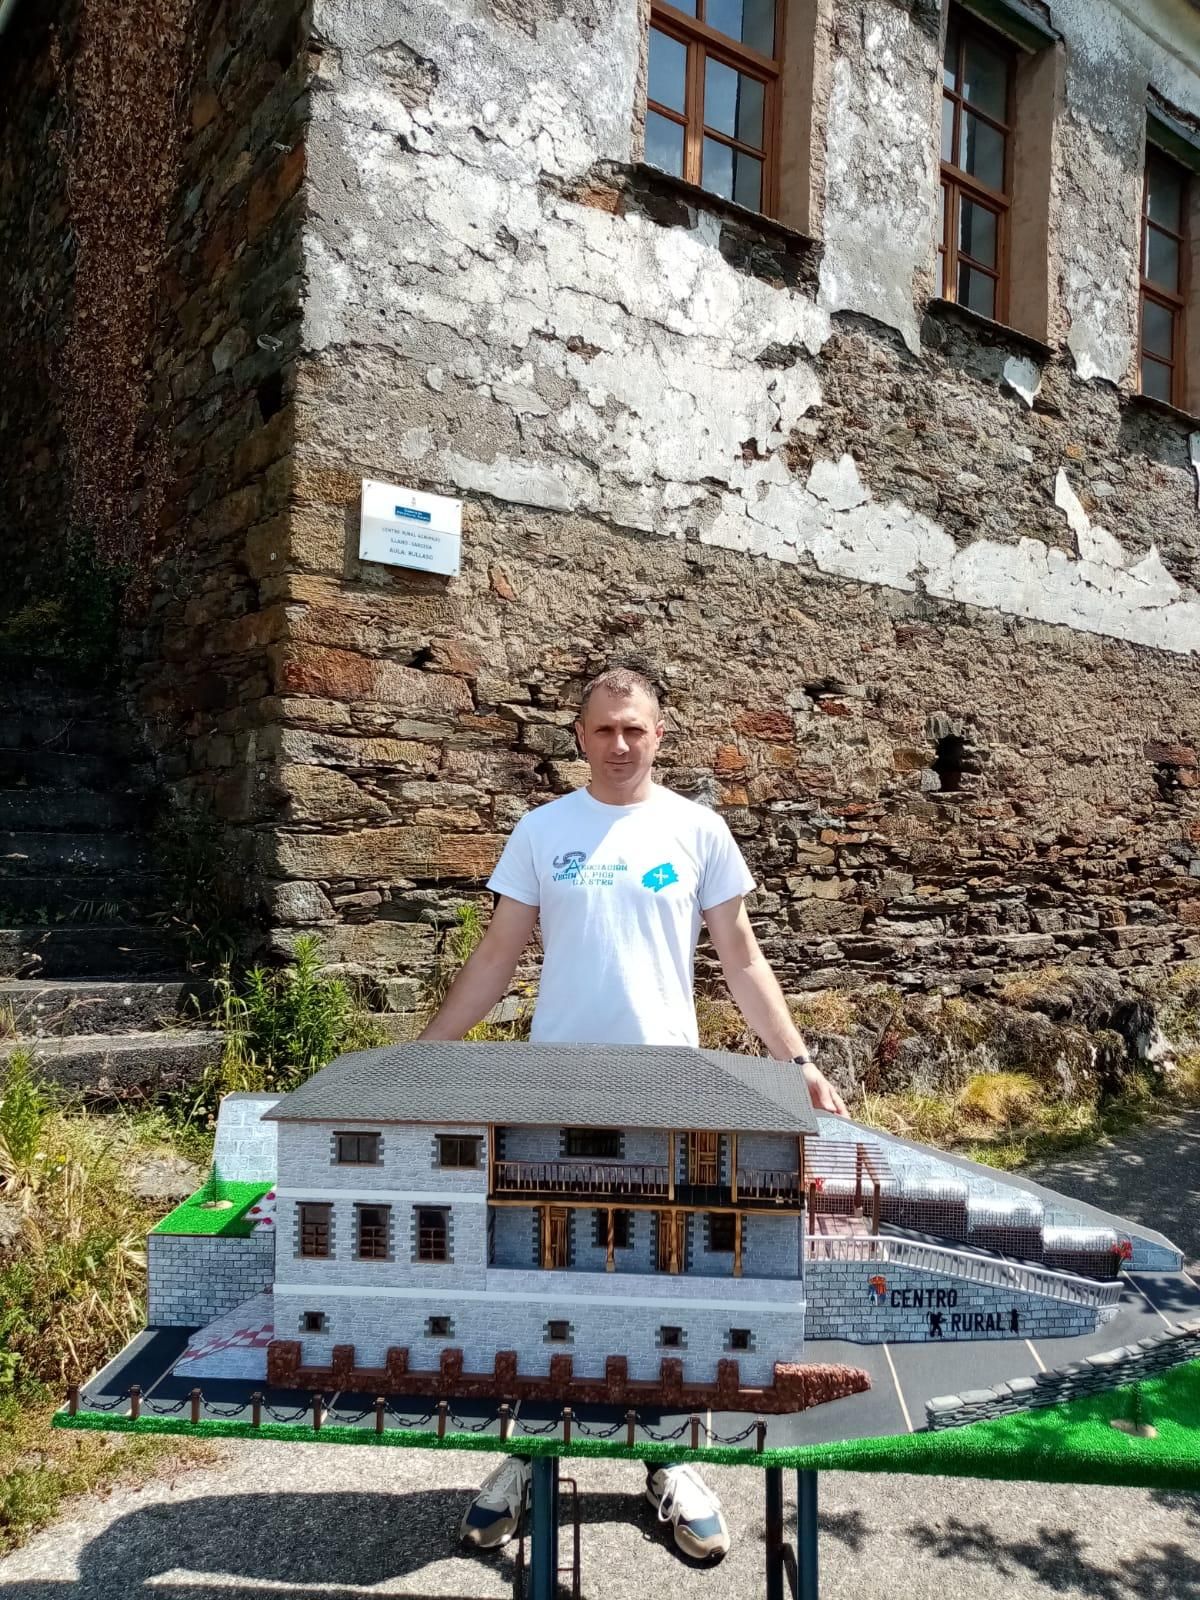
[417, 896, 539, 1041]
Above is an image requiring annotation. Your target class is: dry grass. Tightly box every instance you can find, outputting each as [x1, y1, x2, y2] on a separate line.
[957, 1070, 1043, 1125]
[787, 990, 860, 1035]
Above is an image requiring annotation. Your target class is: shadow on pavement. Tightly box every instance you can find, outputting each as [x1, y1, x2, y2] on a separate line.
[0, 1485, 640, 1600]
[905, 1512, 1200, 1600]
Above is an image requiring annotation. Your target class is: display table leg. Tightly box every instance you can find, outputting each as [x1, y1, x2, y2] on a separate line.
[795, 1469, 819, 1600]
[765, 1467, 785, 1600]
[529, 1456, 559, 1600]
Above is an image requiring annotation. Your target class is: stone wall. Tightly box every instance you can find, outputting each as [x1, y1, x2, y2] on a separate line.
[252, 0, 1200, 1008]
[212, 1093, 280, 1183]
[925, 1320, 1200, 1428]
[147, 1230, 275, 1327]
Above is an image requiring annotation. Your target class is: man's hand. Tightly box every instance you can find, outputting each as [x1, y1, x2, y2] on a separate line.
[704, 894, 850, 1119]
[800, 1060, 848, 1118]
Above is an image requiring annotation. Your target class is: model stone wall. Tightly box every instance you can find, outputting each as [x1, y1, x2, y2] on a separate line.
[274, 1193, 488, 1290]
[276, 1121, 489, 1195]
[147, 1232, 275, 1327]
[277, 1269, 804, 1384]
[213, 1094, 280, 1183]
[804, 1259, 1105, 1341]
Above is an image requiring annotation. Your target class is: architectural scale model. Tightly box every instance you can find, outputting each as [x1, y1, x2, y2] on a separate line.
[146, 1042, 1184, 1414]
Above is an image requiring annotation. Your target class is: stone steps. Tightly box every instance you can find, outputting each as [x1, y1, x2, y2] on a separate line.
[0, 788, 146, 832]
[0, 748, 134, 790]
[0, 922, 189, 979]
[0, 977, 211, 1036]
[1, 829, 152, 874]
[0, 871, 165, 921]
[0, 1029, 225, 1097]
[0, 711, 140, 757]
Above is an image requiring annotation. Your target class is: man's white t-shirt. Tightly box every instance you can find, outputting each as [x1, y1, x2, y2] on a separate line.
[487, 784, 755, 1047]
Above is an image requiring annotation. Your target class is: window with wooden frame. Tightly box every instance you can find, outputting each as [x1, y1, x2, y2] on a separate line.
[298, 1202, 332, 1259]
[645, 1, 781, 215]
[416, 1206, 449, 1263]
[355, 1203, 391, 1260]
[939, 6, 1015, 322]
[707, 1212, 736, 1252]
[437, 1134, 481, 1169]
[334, 1131, 381, 1166]
[564, 1128, 622, 1160]
[1140, 146, 1188, 406]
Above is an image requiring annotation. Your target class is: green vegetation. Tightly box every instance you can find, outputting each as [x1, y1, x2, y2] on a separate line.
[0, 1051, 214, 1552]
[420, 903, 533, 1041]
[151, 1179, 271, 1239]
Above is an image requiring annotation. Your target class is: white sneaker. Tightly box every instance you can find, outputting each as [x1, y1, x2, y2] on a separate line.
[646, 1464, 731, 1562]
[459, 1455, 531, 1549]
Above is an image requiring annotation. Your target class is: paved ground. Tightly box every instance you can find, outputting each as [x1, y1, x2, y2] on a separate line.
[1, 1111, 1197, 1600]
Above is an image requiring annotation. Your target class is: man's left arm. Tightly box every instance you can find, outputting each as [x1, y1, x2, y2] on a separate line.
[703, 895, 848, 1117]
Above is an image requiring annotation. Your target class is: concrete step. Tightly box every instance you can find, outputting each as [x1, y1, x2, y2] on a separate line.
[0, 711, 136, 757]
[0, 872, 165, 922]
[0, 1029, 224, 1098]
[0, 977, 211, 1036]
[0, 788, 146, 832]
[0, 669, 115, 721]
[0, 748, 133, 790]
[1, 831, 151, 875]
[0, 923, 187, 979]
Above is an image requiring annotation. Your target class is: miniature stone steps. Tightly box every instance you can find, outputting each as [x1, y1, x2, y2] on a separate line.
[0, 1029, 224, 1096]
[0, 977, 211, 1036]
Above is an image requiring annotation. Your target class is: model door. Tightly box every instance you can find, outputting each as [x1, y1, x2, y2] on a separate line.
[656, 1210, 686, 1273]
[543, 1206, 570, 1269]
[686, 1132, 719, 1186]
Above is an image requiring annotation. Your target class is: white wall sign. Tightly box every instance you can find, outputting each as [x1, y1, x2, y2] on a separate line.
[359, 479, 462, 576]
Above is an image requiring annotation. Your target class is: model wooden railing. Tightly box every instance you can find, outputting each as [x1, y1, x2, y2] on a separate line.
[737, 1167, 802, 1201]
[805, 1234, 1124, 1309]
[492, 1159, 670, 1197]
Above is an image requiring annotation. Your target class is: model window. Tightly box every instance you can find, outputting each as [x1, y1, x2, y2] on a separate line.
[939, 6, 1013, 321]
[546, 1319, 572, 1342]
[416, 1207, 450, 1263]
[564, 1128, 622, 1159]
[593, 1208, 633, 1248]
[356, 1203, 391, 1260]
[426, 1315, 452, 1337]
[645, 0, 780, 215]
[729, 1327, 752, 1350]
[302, 1310, 326, 1333]
[659, 1324, 684, 1348]
[1140, 147, 1187, 405]
[335, 1131, 381, 1165]
[437, 1134, 481, 1168]
[708, 1212, 736, 1251]
[298, 1203, 332, 1259]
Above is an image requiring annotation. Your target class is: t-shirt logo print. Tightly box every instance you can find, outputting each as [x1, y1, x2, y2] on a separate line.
[642, 862, 679, 892]
[552, 850, 587, 882]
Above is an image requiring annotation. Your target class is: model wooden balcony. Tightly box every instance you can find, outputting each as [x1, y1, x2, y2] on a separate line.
[492, 1158, 670, 1199]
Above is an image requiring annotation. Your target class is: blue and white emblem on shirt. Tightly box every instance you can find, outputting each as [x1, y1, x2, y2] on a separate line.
[642, 862, 679, 892]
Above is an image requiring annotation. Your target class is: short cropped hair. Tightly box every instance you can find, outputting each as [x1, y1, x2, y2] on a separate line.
[578, 667, 662, 721]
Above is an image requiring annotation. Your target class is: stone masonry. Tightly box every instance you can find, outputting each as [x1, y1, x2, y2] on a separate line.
[5, 0, 1200, 1014]
[147, 1231, 275, 1327]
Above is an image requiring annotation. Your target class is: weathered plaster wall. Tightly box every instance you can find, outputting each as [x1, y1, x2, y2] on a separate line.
[258, 0, 1200, 1000]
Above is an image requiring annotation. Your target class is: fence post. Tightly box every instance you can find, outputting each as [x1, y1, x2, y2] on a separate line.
[67, 1384, 79, 1417]
[437, 1400, 448, 1440]
[561, 1406, 572, 1446]
[499, 1402, 511, 1442]
[625, 1409, 637, 1449]
[251, 1392, 263, 1429]
[755, 1418, 767, 1452]
[128, 1385, 141, 1421]
[375, 1396, 386, 1435]
[312, 1395, 323, 1432]
[689, 1414, 700, 1450]
[190, 1389, 201, 1425]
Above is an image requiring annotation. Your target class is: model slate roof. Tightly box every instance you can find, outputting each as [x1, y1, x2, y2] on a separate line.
[263, 1041, 821, 1134]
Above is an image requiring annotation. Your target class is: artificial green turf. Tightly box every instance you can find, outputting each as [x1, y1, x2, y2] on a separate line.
[53, 1361, 1200, 1489]
[150, 1181, 271, 1239]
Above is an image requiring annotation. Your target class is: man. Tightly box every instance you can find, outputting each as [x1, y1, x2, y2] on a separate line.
[420, 666, 847, 1562]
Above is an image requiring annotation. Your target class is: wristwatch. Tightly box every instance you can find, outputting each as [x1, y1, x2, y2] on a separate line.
[791, 1053, 815, 1071]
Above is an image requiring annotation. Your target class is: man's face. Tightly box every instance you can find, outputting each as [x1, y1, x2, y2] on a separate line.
[575, 687, 664, 796]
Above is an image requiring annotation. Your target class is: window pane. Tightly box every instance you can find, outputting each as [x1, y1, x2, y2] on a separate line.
[701, 137, 762, 210]
[648, 27, 687, 112]
[706, 0, 775, 55]
[704, 57, 764, 148]
[1147, 157, 1184, 230]
[961, 34, 1008, 121]
[1142, 296, 1175, 360]
[960, 110, 1005, 189]
[938, 181, 947, 249]
[958, 261, 996, 318]
[1146, 224, 1181, 292]
[943, 22, 959, 89]
[941, 96, 955, 162]
[1141, 355, 1173, 402]
[959, 195, 998, 267]
[734, 151, 762, 210]
[645, 110, 685, 177]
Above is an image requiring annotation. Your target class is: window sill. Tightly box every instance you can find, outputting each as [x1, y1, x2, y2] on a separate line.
[923, 296, 1055, 362]
[1123, 390, 1200, 431]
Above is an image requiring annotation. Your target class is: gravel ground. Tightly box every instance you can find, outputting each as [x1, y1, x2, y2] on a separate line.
[1, 1111, 1197, 1600]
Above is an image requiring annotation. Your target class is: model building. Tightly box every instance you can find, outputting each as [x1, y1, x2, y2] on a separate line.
[146, 1042, 1182, 1411]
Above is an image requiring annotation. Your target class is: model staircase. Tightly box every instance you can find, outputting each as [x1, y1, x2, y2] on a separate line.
[0, 664, 223, 1097]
